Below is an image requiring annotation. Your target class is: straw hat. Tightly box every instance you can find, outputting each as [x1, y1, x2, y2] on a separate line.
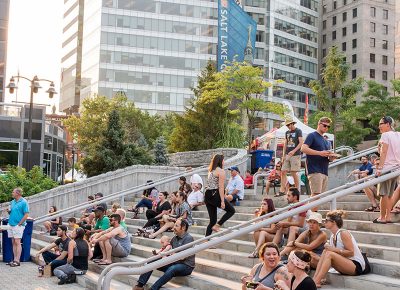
[306, 212, 323, 224]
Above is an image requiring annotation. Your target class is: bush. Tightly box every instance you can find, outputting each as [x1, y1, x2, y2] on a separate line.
[0, 166, 59, 203]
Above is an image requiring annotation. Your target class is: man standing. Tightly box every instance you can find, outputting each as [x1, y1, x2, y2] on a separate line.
[36, 225, 70, 272]
[133, 219, 195, 290]
[7, 187, 29, 267]
[280, 120, 303, 194]
[301, 117, 335, 211]
[374, 116, 400, 224]
[225, 166, 244, 206]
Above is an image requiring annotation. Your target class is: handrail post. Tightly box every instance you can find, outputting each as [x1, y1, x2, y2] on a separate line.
[330, 197, 337, 210]
[120, 195, 125, 208]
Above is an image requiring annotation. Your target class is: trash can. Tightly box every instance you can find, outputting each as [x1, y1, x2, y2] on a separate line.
[2, 219, 34, 262]
[251, 150, 274, 174]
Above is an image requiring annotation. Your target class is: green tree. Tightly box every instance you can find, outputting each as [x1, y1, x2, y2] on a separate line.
[169, 61, 244, 152]
[0, 166, 58, 203]
[81, 110, 153, 177]
[309, 46, 364, 136]
[218, 62, 284, 150]
[154, 136, 169, 165]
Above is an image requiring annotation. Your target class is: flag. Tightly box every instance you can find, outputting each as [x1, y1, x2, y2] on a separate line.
[304, 93, 309, 125]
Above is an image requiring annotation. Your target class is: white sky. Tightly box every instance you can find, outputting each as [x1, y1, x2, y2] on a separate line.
[5, 0, 63, 112]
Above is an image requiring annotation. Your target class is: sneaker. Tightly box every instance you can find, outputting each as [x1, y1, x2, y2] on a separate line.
[58, 276, 68, 285]
[235, 200, 241, 206]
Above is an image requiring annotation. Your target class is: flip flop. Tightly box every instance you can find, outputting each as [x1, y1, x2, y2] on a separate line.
[372, 218, 386, 224]
[10, 261, 20, 267]
[390, 207, 400, 214]
[98, 261, 112, 265]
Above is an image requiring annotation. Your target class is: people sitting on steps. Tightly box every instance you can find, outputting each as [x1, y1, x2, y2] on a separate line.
[249, 198, 277, 258]
[280, 212, 327, 269]
[90, 214, 131, 265]
[133, 219, 195, 290]
[265, 162, 283, 197]
[313, 210, 369, 288]
[225, 166, 245, 206]
[243, 170, 254, 189]
[128, 180, 159, 218]
[35, 225, 70, 274]
[241, 242, 291, 290]
[273, 188, 307, 247]
[43, 206, 62, 235]
[53, 227, 92, 285]
[187, 183, 205, 210]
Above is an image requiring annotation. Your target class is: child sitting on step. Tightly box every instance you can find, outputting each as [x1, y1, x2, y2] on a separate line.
[152, 235, 172, 256]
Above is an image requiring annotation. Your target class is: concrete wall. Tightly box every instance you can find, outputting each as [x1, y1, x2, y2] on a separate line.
[168, 148, 238, 168]
[0, 149, 248, 219]
[328, 160, 361, 190]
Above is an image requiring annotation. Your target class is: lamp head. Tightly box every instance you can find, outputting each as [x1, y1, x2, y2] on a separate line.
[31, 76, 42, 93]
[6, 77, 18, 94]
[46, 82, 58, 98]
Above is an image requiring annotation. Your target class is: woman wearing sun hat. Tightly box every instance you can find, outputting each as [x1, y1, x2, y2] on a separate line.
[280, 212, 327, 269]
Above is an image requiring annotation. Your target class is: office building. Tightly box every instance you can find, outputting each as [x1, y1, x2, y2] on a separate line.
[61, 0, 318, 128]
[320, 0, 396, 97]
[395, 1, 400, 79]
[0, 0, 9, 103]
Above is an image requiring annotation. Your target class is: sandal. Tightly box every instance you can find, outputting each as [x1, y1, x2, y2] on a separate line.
[98, 261, 112, 265]
[274, 192, 285, 197]
[365, 205, 378, 212]
[248, 251, 259, 258]
[390, 206, 400, 214]
[10, 261, 20, 267]
[372, 218, 386, 224]
[143, 232, 155, 239]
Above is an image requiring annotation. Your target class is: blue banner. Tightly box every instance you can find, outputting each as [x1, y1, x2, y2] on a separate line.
[217, 0, 257, 71]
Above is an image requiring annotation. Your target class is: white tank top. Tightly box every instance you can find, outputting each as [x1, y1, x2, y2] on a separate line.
[329, 229, 365, 270]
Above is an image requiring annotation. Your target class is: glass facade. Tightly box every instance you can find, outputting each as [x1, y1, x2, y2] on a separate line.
[0, 0, 9, 102]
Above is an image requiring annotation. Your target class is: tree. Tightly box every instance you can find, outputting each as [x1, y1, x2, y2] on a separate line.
[217, 62, 284, 150]
[154, 136, 169, 165]
[81, 110, 153, 177]
[309, 46, 364, 136]
[169, 61, 244, 152]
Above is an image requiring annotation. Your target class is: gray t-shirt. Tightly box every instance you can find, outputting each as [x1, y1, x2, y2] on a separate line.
[285, 128, 303, 156]
[171, 232, 195, 268]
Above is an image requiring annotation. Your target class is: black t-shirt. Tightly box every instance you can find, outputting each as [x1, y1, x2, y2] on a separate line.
[156, 201, 171, 215]
[54, 237, 71, 253]
[285, 128, 303, 156]
[291, 276, 317, 290]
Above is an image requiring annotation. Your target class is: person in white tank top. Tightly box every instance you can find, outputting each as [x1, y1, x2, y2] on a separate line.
[313, 210, 366, 288]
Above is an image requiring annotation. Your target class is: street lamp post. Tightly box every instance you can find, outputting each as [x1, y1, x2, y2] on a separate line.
[6, 75, 57, 170]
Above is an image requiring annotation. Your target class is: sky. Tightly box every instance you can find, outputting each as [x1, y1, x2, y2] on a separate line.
[5, 0, 63, 112]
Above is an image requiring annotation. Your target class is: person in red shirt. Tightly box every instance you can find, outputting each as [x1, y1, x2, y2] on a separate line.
[265, 162, 282, 195]
[243, 170, 254, 189]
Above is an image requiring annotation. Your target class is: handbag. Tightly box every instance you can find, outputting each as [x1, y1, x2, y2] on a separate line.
[361, 252, 371, 274]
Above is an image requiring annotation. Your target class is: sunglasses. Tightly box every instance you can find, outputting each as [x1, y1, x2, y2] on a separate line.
[320, 123, 331, 128]
[324, 219, 333, 223]
[261, 202, 268, 205]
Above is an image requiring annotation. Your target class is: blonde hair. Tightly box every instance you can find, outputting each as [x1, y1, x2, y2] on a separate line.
[326, 210, 346, 228]
[319, 117, 332, 124]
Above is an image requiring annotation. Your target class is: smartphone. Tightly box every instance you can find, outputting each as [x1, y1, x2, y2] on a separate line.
[246, 281, 258, 289]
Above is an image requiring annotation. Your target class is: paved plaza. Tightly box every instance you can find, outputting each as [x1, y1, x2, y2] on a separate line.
[0, 259, 84, 290]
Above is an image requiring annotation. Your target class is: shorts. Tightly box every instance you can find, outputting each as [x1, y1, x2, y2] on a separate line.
[282, 155, 301, 172]
[308, 173, 328, 195]
[339, 260, 363, 276]
[7, 225, 25, 239]
[109, 237, 129, 257]
[377, 177, 398, 197]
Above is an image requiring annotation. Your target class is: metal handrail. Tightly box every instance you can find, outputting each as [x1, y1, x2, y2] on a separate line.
[329, 146, 377, 168]
[98, 165, 400, 290]
[253, 172, 271, 195]
[33, 149, 248, 224]
[334, 145, 354, 156]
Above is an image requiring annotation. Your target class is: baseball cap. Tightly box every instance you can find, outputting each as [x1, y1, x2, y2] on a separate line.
[228, 166, 240, 173]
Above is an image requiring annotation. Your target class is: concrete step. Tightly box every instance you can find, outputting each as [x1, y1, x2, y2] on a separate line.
[326, 272, 400, 290]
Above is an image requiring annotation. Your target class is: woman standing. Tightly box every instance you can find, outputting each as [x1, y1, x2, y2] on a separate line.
[204, 154, 235, 236]
[313, 210, 367, 288]
[54, 227, 92, 285]
[275, 251, 317, 290]
[241, 242, 290, 290]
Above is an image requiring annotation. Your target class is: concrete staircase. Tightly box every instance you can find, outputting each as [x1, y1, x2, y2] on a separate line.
[29, 189, 400, 290]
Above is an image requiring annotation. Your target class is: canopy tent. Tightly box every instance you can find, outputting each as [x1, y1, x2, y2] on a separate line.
[58, 169, 86, 182]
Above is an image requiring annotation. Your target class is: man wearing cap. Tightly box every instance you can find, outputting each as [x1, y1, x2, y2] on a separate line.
[225, 166, 245, 206]
[280, 120, 303, 195]
[374, 116, 400, 224]
[90, 206, 110, 260]
[35, 225, 71, 273]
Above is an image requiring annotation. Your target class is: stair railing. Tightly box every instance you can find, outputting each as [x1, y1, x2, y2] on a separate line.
[98, 165, 400, 290]
[329, 146, 377, 168]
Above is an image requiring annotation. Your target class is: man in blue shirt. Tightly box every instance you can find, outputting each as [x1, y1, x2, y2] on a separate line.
[7, 187, 29, 266]
[301, 117, 336, 211]
[225, 166, 245, 206]
[348, 156, 373, 179]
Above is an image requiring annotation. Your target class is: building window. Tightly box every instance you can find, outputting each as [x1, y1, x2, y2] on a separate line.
[370, 38, 375, 47]
[383, 9, 388, 20]
[343, 0, 347, 4]
[383, 40, 388, 49]
[333, 16, 337, 25]
[332, 31, 336, 40]
[342, 27, 347, 36]
[382, 55, 388, 65]
[353, 8, 357, 18]
[352, 23, 357, 33]
[0, 142, 20, 169]
[352, 69, 357, 79]
[342, 12, 347, 22]
[352, 54, 357, 63]
[370, 69, 375, 79]
[323, 5, 327, 14]
[333, 1, 337, 9]
[322, 49, 327, 57]
[370, 53, 375, 63]
[323, 20, 326, 29]
[342, 42, 347, 51]
[382, 71, 388, 80]
[323, 34, 326, 43]
[370, 22, 375, 32]
[370, 7, 376, 17]
[383, 25, 388, 35]
[352, 38, 357, 48]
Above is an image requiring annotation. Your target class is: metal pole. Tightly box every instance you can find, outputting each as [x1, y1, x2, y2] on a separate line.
[71, 147, 75, 182]
[26, 82, 34, 170]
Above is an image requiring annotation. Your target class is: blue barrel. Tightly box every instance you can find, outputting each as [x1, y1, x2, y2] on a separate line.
[2, 219, 33, 262]
[251, 150, 274, 173]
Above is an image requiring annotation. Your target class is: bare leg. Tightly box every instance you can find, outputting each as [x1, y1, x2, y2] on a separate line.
[292, 171, 300, 190]
[287, 226, 299, 244]
[14, 238, 22, 263]
[103, 239, 113, 263]
[98, 240, 106, 261]
[280, 245, 295, 257]
[310, 193, 320, 212]
[253, 231, 261, 245]
[280, 171, 287, 193]
[272, 227, 287, 245]
[43, 221, 51, 232]
[390, 186, 400, 209]
[256, 231, 274, 251]
[225, 195, 233, 202]
[265, 181, 271, 195]
[364, 188, 378, 207]
[313, 250, 327, 280]
[149, 222, 174, 239]
[380, 195, 391, 222]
